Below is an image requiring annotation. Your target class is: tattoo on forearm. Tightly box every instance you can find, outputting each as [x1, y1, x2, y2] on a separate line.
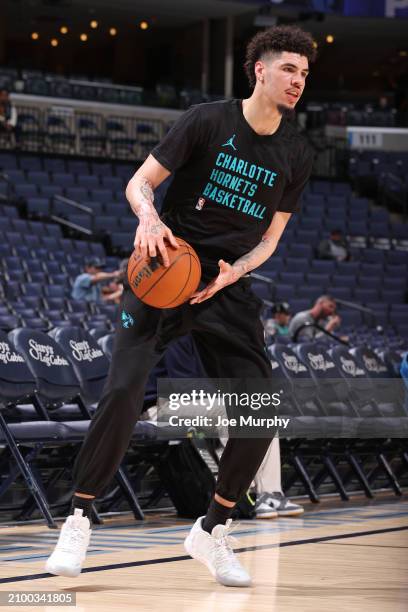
[139, 179, 154, 205]
[129, 177, 156, 217]
[232, 236, 275, 278]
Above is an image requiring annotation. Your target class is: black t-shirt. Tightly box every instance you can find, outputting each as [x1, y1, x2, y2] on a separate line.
[151, 99, 313, 267]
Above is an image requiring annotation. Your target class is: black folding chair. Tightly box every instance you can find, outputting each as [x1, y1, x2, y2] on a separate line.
[51, 326, 145, 519]
[0, 329, 69, 528]
[8, 329, 156, 524]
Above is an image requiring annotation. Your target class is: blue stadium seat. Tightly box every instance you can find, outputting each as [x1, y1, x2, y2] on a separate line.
[386, 264, 407, 278]
[297, 285, 325, 300]
[24, 282, 44, 297]
[310, 260, 336, 274]
[39, 185, 63, 198]
[91, 188, 113, 203]
[288, 298, 310, 312]
[275, 284, 296, 301]
[15, 183, 38, 198]
[336, 262, 360, 275]
[91, 161, 113, 176]
[284, 257, 309, 273]
[335, 275, 355, 288]
[65, 187, 88, 201]
[52, 326, 110, 404]
[66, 160, 90, 174]
[360, 263, 384, 276]
[2, 205, 19, 218]
[52, 172, 75, 188]
[102, 176, 123, 190]
[332, 182, 351, 196]
[358, 277, 380, 289]
[386, 251, 408, 265]
[98, 333, 114, 359]
[381, 290, 406, 304]
[4, 169, 25, 182]
[77, 174, 100, 189]
[94, 216, 120, 232]
[0, 314, 22, 330]
[306, 272, 331, 286]
[327, 195, 348, 208]
[353, 288, 379, 303]
[312, 180, 331, 195]
[287, 244, 313, 259]
[26, 197, 50, 216]
[278, 272, 304, 285]
[19, 155, 42, 171]
[27, 171, 50, 185]
[0, 152, 17, 169]
[43, 157, 66, 173]
[327, 287, 352, 300]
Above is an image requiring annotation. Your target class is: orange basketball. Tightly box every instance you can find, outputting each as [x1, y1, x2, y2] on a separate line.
[127, 237, 202, 308]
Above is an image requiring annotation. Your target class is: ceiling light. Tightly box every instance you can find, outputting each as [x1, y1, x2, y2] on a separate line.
[80, 33, 88, 42]
[51, 38, 59, 47]
[31, 32, 39, 40]
[60, 26, 68, 34]
[139, 21, 149, 30]
[326, 34, 334, 44]
[90, 20, 98, 29]
[109, 27, 117, 36]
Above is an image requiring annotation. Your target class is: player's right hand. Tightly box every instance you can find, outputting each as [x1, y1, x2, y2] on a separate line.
[134, 214, 179, 267]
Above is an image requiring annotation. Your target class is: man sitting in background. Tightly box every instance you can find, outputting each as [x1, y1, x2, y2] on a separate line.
[317, 229, 350, 262]
[288, 295, 341, 341]
[71, 258, 120, 302]
[264, 302, 291, 343]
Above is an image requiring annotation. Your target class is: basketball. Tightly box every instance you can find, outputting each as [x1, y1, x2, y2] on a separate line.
[127, 237, 201, 308]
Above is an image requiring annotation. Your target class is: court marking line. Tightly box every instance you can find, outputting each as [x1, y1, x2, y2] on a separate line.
[0, 524, 407, 584]
[326, 543, 408, 549]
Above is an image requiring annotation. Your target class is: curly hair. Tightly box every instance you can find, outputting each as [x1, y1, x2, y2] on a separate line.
[244, 25, 316, 89]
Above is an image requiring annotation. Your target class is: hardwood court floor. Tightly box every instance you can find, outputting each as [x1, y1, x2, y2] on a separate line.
[0, 499, 407, 612]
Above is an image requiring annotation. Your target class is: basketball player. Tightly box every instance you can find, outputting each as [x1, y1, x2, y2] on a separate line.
[46, 25, 316, 587]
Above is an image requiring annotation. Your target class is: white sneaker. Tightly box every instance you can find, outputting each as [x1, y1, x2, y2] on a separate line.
[184, 516, 252, 587]
[45, 509, 92, 577]
[255, 493, 279, 519]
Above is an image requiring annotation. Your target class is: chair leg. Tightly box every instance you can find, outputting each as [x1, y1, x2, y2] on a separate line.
[0, 413, 57, 528]
[290, 453, 320, 503]
[377, 452, 402, 496]
[322, 453, 349, 501]
[345, 452, 374, 499]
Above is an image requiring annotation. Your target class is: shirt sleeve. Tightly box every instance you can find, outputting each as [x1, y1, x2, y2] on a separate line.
[277, 140, 314, 214]
[77, 273, 92, 289]
[151, 105, 202, 172]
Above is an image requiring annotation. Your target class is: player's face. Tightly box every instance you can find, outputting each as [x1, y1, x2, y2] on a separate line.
[258, 51, 309, 110]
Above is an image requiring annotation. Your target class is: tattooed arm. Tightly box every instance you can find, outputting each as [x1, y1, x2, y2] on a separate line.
[190, 211, 292, 304]
[126, 154, 178, 266]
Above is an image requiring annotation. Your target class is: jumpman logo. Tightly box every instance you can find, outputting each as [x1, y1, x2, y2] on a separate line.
[222, 134, 237, 151]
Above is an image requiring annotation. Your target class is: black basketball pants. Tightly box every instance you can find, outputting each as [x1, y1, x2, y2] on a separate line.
[73, 276, 274, 503]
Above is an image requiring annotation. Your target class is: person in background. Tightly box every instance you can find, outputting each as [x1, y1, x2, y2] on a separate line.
[264, 302, 291, 342]
[288, 295, 341, 341]
[101, 258, 129, 304]
[317, 229, 350, 262]
[0, 89, 17, 145]
[253, 438, 304, 518]
[71, 258, 120, 302]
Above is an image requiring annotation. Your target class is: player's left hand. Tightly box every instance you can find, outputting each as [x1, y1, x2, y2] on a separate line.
[190, 259, 240, 304]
